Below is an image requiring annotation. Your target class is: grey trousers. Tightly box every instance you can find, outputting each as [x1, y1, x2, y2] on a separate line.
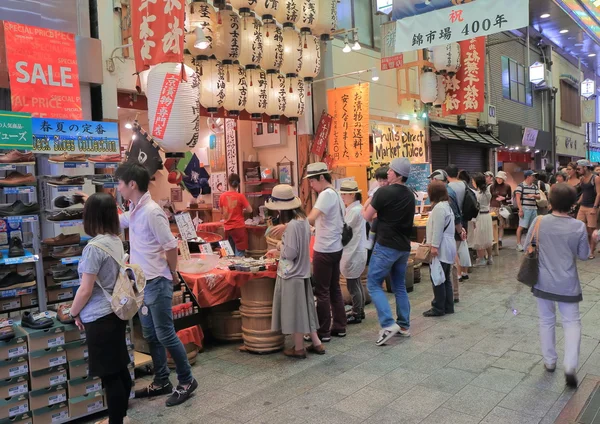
[346, 277, 365, 316]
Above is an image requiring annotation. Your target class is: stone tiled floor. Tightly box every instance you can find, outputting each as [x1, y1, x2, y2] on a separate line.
[88, 236, 600, 424]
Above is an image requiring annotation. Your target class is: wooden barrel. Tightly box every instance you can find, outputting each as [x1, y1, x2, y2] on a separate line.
[340, 267, 371, 305]
[247, 226, 268, 259]
[239, 278, 284, 353]
[414, 265, 421, 284]
[167, 343, 199, 368]
[406, 259, 414, 293]
[209, 302, 243, 342]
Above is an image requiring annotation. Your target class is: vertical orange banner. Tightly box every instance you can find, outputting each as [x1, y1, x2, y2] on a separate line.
[327, 83, 370, 167]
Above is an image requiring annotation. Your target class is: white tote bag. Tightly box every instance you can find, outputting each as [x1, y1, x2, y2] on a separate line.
[430, 257, 446, 286]
[457, 241, 472, 268]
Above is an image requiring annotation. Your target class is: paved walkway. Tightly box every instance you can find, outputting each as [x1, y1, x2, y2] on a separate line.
[101, 237, 600, 424]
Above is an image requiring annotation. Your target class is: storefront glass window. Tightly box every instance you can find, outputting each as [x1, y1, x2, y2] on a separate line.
[336, 0, 377, 49]
[501, 56, 533, 106]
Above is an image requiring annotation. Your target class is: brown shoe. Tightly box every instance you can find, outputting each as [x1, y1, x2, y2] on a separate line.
[0, 151, 35, 164]
[0, 319, 15, 341]
[49, 153, 87, 163]
[43, 233, 81, 247]
[47, 175, 85, 186]
[306, 344, 326, 355]
[51, 246, 83, 259]
[283, 348, 306, 359]
[88, 154, 122, 163]
[0, 172, 36, 186]
[47, 210, 83, 222]
[57, 304, 74, 324]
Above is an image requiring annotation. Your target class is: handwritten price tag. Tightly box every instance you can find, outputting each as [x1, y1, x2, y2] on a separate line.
[179, 240, 191, 261]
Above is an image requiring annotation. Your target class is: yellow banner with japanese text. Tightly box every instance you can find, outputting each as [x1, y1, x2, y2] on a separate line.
[327, 84, 370, 167]
[372, 124, 426, 164]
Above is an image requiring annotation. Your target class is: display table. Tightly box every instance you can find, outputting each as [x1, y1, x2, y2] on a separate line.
[196, 222, 268, 258]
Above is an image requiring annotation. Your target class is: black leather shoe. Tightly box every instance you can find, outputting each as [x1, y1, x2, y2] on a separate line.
[53, 195, 84, 209]
[8, 237, 25, 258]
[53, 269, 78, 282]
[0, 272, 35, 289]
[0, 200, 40, 216]
[21, 312, 53, 329]
[423, 309, 445, 317]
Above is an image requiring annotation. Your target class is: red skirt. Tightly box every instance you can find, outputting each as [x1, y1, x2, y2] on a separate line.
[225, 227, 248, 251]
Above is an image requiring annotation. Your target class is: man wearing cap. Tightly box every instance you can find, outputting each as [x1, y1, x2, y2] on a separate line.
[490, 171, 512, 248]
[362, 157, 415, 346]
[576, 159, 600, 258]
[515, 170, 541, 251]
[305, 162, 347, 341]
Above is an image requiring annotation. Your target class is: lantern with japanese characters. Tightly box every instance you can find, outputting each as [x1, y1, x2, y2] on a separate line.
[298, 0, 319, 33]
[198, 58, 225, 113]
[139, 68, 151, 94]
[298, 32, 320, 82]
[238, 14, 263, 68]
[222, 63, 248, 116]
[434, 74, 446, 106]
[314, 0, 337, 40]
[280, 24, 302, 76]
[275, 0, 301, 25]
[214, 7, 241, 63]
[228, 0, 256, 14]
[245, 66, 268, 119]
[432, 42, 461, 74]
[419, 70, 440, 105]
[254, 0, 280, 20]
[285, 76, 305, 121]
[260, 22, 284, 72]
[187, 0, 217, 58]
[265, 72, 287, 119]
[147, 63, 200, 152]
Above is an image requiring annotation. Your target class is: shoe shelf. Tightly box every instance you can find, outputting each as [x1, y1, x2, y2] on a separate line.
[0, 250, 39, 265]
[91, 181, 118, 188]
[91, 162, 119, 169]
[57, 162, 89, 169]
[0, 163, 35, 171]
[60, 257, 81, 265]
[0, 286, 35, 299]
[47, 219, 84, 228]
[0, 215, 39, 223]
[1, 186, 36, 194]
[50, 279, 80, 289]
[48, 184, 84, 191]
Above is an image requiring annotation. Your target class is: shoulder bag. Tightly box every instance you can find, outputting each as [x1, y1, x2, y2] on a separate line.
[517, 216, 543, 288]
[415, 217, 451, 264]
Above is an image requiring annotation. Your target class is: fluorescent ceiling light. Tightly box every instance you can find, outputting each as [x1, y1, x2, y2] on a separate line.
[560, 29, 569, 34]
[540, 13, 550, 18]
[589, 53, 597, 57]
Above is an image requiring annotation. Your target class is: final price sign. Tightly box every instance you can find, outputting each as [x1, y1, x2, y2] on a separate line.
[395, 0, 529, 53]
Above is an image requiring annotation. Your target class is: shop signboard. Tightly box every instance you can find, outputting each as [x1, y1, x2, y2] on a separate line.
[224, 119, 238, 176]
[371, 124, 426, 164]
[381, 22, 404, 71]
[522, 127, 538, 147]
[0, 112, 33, 150]
[395, 0, 529, 53]
[529, 62, 545, 84]
[3, 22, 82, 120]
[31, 118, 120, 155]
[581, 79, 595, 98]
[583, 99, 596, 123]
[327, 83, 370, 167]
[311, 112, 333, 158]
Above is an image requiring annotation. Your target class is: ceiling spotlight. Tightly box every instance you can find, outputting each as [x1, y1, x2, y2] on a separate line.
[194, 27, 209, 50]
[132, 133, 137, 140]
[589, 53, 597, 57]
[342, 36, 351, 53]
[540, 13, 550, 18]
[559, 29, 569, 34]
[535, 149, 540, 153]
[125, 122, 133, 129]
[371, 67, 379, 81]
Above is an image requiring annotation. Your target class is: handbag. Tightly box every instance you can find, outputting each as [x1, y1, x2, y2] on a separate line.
[415, 219, 451, 264]
[328, 188, 353, 246]
[517, 216, 543, 287]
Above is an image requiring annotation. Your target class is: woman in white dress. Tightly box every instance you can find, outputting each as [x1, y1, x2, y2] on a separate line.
[339, 181, 368, 324]
[472, 172, 494, 266]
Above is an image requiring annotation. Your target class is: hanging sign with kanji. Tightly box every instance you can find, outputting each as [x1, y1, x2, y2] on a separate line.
[327, 84, 370, 167]
[31, 118, 120, 155]
[131, 0, 185, 74]
[395, 0, 529, 53]
[442, 37, 485, 116]
[0, 112, 33, 150]
[311, 112, 333, 158]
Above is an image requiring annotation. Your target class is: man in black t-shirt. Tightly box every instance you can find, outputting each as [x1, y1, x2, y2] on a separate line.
[363, 158, 415, 346]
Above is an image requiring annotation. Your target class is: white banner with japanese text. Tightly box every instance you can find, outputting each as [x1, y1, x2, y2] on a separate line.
[225, 119, 238, 177]
[395, 0, 529, 53]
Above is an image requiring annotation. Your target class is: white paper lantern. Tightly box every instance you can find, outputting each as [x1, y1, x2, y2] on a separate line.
[238, 14, 263, 68]
[147, 63, 200, 152]
[434, 75, 446, 106]
[265, 73, 287, 119]
[139, 68, 151, 94]
[198, 58, 225, 113]
[314, 0, 336, 40]
[285, 76, 305, 121]
[420, 71, 439, 105]
[187, 1, 216, 58]
[275, 0, 301, 25]
[222, 63, 248, 116]
[298, 32, 320, 82]
[298, 0, 319, 33]
[214, 8, 241, 63]
[432, 43, 461, 74]
[254, 0, 280, 20]
[260, 22, 284, 72]
[228, 0, 256, 13]
[280, 24, 302, 76]
[245, 67, 268, 118]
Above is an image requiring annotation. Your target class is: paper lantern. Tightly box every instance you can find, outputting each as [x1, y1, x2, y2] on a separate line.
[238, 14, 263, 68]
[187, 1, 216, 58]
[280, 24, 302, 76]
[214, 8, 241, 63]
[147, 63, 200, 152]
[228, 0, 256, 13]
[432, 43, 461, 74]
[434, 74, 446, 106]
[222, 63, 248, 116]
[254, 0, 280, 20]
[260, 22, 284, 72]
[265, 73, 287, 119]
[314, 0, 337, 40]
[285, 76, 305, 121]
[198, 58, 225, 113]
[275, 0, 301, 25]
[420, 71, 439, 105]
[298, 0, 319, 33]
[298, 32, 320, 82]
[139, 68, 151, 94]
[245, 67, 268, 119]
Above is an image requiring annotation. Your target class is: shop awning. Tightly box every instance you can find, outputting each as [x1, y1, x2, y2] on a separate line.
[430, 124, 504, 147]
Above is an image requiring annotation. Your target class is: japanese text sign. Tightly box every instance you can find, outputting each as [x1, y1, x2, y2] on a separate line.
[152, 73, 180, 139]
[0, 112, 33, 150]
[225, 119, 238, 176]
[372, 124, 426, 164]
[395, 0, 529, 53]
[131, 0, 185, 74]
[327, 84, 370, 167]
[3, 22, 82, 120]
[381, 22, 404, 71]
[442, 37, 485, 116]
[522, 127, 538, 147]
[31, 118, 120, 155]
[581, 79, 595, 98]
[311, 112, 333, 158]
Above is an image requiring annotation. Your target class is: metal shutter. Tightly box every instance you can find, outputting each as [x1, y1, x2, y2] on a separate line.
[449, 144, 487, 173]
[431, 143, 449, 171]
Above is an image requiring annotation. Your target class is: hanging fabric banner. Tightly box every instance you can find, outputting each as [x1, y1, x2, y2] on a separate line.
[131, 0, 185, 74]
[311, 111, 333, 158]
[442, 36, 485, 116]
[327, 84, 370, 167]
[3, 22, 82, 120]
[224, 119, 239, 176]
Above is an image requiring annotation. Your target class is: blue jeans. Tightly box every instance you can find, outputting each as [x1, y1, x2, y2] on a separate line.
[139, 277, 193, 386]
[367, 243, 411, 329]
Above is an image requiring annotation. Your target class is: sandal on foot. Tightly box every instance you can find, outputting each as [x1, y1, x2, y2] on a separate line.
[306, 344, 326, 355]
[283, 348, 306, 359]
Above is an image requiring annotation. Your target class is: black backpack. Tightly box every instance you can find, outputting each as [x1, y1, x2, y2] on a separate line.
[462, 182, 480, 221]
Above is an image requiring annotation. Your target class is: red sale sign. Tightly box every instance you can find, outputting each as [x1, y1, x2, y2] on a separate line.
[3, 21, 82, 120]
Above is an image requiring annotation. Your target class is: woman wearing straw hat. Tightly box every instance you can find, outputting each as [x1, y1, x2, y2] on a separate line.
[265, 185, 325, 358]
[339, 180, 368, 324]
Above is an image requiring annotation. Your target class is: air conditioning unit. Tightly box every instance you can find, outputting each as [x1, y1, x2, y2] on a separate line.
[533, 69, 553, 91]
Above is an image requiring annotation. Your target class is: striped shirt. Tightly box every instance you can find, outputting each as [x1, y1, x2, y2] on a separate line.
[515, 183, 539, 209]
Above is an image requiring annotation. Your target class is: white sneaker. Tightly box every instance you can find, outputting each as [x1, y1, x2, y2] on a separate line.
[376, 323, 400, 346]
[395, 327, 411, 337]
[474, 258, 487, 267]
[516, 244, 524, 252]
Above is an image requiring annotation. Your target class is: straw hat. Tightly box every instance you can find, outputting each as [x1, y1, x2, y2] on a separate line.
[495, 171, 508, 181]
[303, 162, 330, 179]
[264, 185, 302, 211]
[339, 180, 361, 194]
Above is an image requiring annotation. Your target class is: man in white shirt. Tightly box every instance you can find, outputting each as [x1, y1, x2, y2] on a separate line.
[305, 162, 347, 342]
[115, 164, 197, 407]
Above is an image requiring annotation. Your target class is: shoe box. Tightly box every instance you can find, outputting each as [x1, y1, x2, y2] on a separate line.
[0, 326, 28, 361]
[0, 412, 32, 424]
[0, 298, 21, 312]
[29, 366, 67, 391]
[0, 356, 29, 380]
[67, 391, 103, 421]
[30, 402, 68, 424]
[0, 394, 29, 420]
[63, 325, 85, 343]
[29, 384, 67, 411]
[20, 322, 65, 352]
[45, 288, 74, 303]
[0, 375, 29, 399]
[67, 358, 88, 380]
[20, 294, 38, 308]
[29, 346, 67, 374]
[63, 341, 87, 362]
[66, 376, 101, 399]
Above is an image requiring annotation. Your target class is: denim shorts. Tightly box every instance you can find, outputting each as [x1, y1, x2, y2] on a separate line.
[519, 208, 537, 229]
